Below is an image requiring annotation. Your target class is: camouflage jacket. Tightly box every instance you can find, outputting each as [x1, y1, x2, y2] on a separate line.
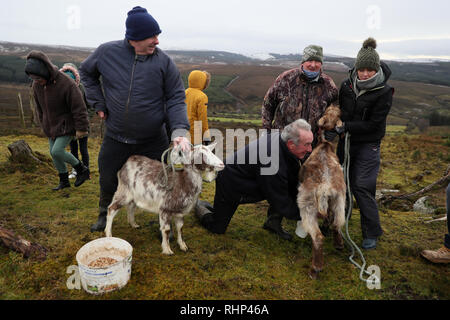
[262, 68, 338, 145]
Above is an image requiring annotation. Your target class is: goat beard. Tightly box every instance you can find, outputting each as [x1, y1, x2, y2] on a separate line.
[202, 169, 218, 182]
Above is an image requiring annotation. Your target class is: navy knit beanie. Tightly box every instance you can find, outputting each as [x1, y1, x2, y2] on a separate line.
[125, 6, 161, 41]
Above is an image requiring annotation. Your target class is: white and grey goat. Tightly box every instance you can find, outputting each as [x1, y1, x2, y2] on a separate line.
[104, 143, 224, 255]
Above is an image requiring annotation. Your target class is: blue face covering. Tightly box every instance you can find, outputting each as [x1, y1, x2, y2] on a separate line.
[302, 67, 320, 80]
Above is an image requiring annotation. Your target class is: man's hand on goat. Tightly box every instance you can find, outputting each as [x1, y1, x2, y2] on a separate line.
[173, 136, 191, 152]
[97, 111, 107, 120]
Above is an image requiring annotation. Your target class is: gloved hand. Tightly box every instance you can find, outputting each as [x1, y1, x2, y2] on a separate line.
[76, 131, 88, 139]
[335, 123, 345, 135]
[324, 130, 338, 141]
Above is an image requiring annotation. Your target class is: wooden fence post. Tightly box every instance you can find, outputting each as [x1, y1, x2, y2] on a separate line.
[29, 92, 38, 127]
[17, 92, 25, 128]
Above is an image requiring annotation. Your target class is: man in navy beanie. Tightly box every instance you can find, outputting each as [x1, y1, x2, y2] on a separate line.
[80, 6, 190, 233]
[125, 6, 161, 41]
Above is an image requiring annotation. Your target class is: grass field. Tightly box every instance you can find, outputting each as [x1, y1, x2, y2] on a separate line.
[0, 125, 449, 300]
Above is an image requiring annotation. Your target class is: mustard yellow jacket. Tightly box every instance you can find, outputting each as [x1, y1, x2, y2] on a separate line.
[185, 70, 210, 144]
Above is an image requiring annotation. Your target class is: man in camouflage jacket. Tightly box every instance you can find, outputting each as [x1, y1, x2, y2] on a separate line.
[261, 45, 338, 240]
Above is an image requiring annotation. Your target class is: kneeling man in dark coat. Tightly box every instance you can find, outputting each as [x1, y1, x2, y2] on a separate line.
[195, 118, 313, 239]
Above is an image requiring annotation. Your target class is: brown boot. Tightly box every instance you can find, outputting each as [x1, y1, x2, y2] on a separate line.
[421, 246, 450, 264]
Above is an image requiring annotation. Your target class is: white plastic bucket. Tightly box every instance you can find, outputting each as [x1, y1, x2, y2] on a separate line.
[76, 237, 133, 295]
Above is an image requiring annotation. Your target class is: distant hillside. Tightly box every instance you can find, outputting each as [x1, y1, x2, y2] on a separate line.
[1, 41, 449, 125]
[2, 40, 450, 86]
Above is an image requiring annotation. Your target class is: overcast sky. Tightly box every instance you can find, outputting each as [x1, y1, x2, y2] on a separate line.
[1, 0, 450, 60]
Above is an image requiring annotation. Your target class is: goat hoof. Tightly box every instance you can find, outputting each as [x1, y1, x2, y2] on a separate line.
[334, 240, 344, 250]
[309, 268, 321, 280]
[162, 250, 174, 255]
[162, 247, 174, 255]
[179, 242, 188, 252]
[333, 235, 344, 250]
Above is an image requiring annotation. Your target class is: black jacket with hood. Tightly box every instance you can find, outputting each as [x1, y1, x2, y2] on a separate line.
[216, 132, 301, 220]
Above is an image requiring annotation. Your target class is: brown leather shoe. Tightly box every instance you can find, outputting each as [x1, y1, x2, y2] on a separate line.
[421, 246, 450, 264]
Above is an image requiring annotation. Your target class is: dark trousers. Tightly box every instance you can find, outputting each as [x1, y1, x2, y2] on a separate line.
[445, 183, 450, 249]
[200, 173, 265, 234]
[348, 142, 383, 239]
[98, 136, 167, 209]
[200, 175, 239, 234]
[70, 136, 89, 168]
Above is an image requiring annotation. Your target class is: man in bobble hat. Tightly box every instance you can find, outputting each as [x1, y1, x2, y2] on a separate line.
[80, 6, 190, 233]
[260, 44, 338, 240]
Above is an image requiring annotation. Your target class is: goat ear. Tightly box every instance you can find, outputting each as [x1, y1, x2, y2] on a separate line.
[206, 142, 216, 151]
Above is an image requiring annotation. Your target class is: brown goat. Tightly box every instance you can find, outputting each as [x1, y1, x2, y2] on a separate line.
[296, 105, 346, 279]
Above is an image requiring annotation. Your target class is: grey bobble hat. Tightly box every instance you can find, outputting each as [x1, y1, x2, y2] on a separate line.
[355, 38, 380, 71]
[301, 45, 323, 64]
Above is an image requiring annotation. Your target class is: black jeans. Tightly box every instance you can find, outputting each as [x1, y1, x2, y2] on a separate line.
[348, 142, 383, 239]
[199, 175, 240, 234]
[70, 136, 89, 168]
[97, 136, 167, 209]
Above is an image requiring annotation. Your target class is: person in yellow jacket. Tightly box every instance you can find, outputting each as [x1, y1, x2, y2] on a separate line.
[185, 70, 211, 145]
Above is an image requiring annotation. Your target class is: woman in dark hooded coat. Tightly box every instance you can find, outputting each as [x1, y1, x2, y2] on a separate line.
[332, 38, 394, 250]
[25, 51, 90, 190]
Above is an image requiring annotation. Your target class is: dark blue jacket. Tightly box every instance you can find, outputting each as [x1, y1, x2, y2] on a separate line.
[79, 39, 189, 145]
[216, 132, 301, 220]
